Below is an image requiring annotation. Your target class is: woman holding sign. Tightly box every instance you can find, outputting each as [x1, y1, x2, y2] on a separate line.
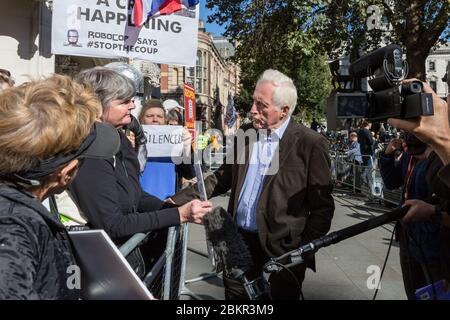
[69, 67, 212, 248]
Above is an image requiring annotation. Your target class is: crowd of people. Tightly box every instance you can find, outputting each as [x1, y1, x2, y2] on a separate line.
[0, 63, 449, 301]
[0, 67, 212, 299]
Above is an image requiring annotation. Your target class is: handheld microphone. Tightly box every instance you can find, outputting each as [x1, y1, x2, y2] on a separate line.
[203, 207, 252, 278]
[125, 115, 147, 147]
[123, 115, 147, 173]
[203, 207, 266, 299]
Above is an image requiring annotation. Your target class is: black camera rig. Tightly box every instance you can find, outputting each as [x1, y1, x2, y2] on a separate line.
[349, 44, 434, 121]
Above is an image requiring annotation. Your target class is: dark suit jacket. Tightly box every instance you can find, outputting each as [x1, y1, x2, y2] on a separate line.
[172, 119, 335, 267]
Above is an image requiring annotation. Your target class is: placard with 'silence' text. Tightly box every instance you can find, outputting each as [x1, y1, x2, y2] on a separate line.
[143, 125, 183, 158]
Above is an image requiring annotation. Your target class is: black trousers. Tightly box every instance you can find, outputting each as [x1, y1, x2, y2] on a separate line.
[397, 223, 449, 300]
[223, 228, 306, 300]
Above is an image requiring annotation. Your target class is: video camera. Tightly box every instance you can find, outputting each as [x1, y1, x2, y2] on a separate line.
[348, 44, 434, 122]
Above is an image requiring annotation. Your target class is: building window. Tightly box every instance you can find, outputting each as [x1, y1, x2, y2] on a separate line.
[196, 51, 202, 84]
[196, 105, 203, 121]
[429, 81, 437, 92]
[173, 68, 179, 86]
[186, 67, 195, 87]
[202, 52, 207, 78]
[194, 50, 207, 94]
[196, 77, 202, 94]
[429, 61, 435, 71]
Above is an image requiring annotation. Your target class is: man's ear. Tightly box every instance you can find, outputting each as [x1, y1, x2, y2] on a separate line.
[56, 159, 80, 186]
[281, 106, 290, 118]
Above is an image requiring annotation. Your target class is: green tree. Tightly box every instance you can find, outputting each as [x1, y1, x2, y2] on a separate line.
[207, 0, 449, 91]
[314, 0, 449, 80]
[206, 0, 332, 121]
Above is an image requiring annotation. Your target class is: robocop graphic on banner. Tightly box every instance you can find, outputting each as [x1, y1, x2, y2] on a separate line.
[64, 29, 83, 47]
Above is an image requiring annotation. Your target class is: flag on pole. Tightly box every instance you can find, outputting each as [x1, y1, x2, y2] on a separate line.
[224, 91, 237, 128]
[132, 0, 200, 27]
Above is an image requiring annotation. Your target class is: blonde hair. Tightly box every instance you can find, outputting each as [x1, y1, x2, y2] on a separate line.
[0, 74, 102, 174]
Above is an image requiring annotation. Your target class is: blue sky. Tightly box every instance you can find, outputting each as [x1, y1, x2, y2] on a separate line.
[199, 0, 226, 36]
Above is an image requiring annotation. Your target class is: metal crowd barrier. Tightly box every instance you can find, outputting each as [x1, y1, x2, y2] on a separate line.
[117, 225, 187, 300]
[330, 151, 402, 205]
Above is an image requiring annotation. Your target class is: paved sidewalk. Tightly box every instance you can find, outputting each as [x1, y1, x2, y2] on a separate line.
[181, 191, 406, 300]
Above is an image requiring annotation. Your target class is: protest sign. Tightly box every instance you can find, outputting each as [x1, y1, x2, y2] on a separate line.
[143, 125, 184, 157]
[51, 0, 199, 66]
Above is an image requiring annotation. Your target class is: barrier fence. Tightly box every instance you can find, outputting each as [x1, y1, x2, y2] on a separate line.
[330, 151, 402, 205]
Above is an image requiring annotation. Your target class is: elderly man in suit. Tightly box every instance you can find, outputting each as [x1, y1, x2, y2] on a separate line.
[171, 69, 335, 299]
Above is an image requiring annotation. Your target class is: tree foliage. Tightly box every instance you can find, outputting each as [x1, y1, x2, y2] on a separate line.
[206, 1, 332, 121]
[206, 0, 449, 122]
[312, 0, 449, 79]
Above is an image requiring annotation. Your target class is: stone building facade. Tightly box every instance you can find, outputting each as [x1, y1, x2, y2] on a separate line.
[426, 43, 450, 98]
[159, 20, 241, 134]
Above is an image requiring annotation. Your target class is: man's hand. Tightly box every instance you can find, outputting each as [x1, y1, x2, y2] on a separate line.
[387, 79, 450, 163]
[178, 199, 213, 224]
[402, 199, 435, 222]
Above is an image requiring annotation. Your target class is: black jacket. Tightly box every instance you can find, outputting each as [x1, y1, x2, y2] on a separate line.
[0, 184, 79, 300]
[69, 131, 180, 243]
[357, 128, 374, 155]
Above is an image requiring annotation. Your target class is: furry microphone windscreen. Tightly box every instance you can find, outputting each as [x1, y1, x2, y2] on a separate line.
[203, 207, 253, 279]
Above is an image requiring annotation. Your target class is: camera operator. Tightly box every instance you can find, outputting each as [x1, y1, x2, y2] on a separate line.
[380, 131, 446, 299]
[388, 79, 450, 225]
[387, 78, 450, 290]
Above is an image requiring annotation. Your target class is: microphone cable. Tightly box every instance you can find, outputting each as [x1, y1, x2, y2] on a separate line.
[372, 220, 438, 300]
[372, 222, 396, 300]
[262, 261, 304, 300]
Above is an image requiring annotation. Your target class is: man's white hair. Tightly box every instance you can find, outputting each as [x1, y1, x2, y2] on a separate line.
[256, 69, 297, 116]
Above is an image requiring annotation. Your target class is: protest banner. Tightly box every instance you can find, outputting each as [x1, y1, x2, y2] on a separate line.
[51, 0, 199, 66]
[184, 82, 196, 142]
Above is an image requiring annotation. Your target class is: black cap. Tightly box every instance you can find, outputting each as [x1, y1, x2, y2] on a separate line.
[78, 122, 120, 160]
[3, 122, 120, 186]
